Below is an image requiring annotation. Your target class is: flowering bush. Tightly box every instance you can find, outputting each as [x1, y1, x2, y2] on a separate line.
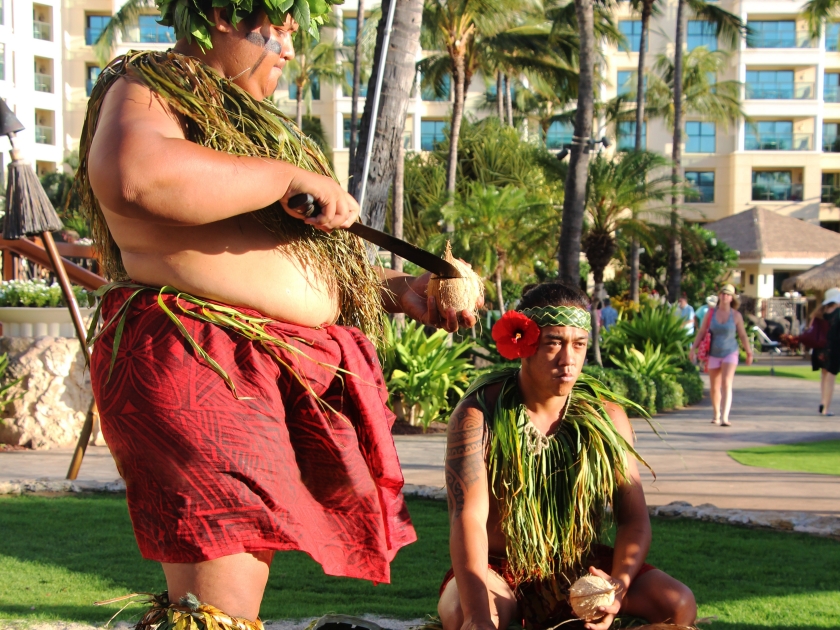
[0, 280, 89, 308]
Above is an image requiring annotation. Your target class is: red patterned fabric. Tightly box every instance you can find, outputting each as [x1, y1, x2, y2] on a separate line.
[91, 287, 416, 584]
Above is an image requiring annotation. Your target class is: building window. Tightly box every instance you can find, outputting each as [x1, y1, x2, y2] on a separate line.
[752, 171, 802, 201]
[138, 15, 175, 43]
[86, 65, 101, 96]
[685, 121, 715, 153]
[829, 22, 840, 52]
[616, 71, 645, 96]
[746, 70, 797, 99]
[821, 221, 840, 232]
[34, 109, 54, 145]
[289, 77, 320, 101]
[827, 73, 840, 103]
[822, 172, 840, 203]
[619, 20, 645, 52]
[545, 121, 573, 149]
[0, 43, 5, 81]
[33, 57, 52, 93]
[35, 160, 55, 176]
[745, 121, 812, 151]
[344, 69, 366, 97]
[617, 121, 645, 150]
[824, 123, 840, 152]
[422, 74, 450, 102]
[421, 120, 447, 151]
[687, 21, 717, 51]
[747, 21, 810, 48]
[343, 17, 357, 46]
[685, 171, 715, 203]
[343, 117, 351, 149]
[32, 4, 52, 41]
[86, 14, 109, 46]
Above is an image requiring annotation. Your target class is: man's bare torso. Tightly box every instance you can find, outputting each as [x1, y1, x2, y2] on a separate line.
[88, 76, 340, 327]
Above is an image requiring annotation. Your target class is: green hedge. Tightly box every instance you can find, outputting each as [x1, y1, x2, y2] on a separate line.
[653, 375, 685, 412]
[582, 365, 656, 417]
[675, 370, 703, 405]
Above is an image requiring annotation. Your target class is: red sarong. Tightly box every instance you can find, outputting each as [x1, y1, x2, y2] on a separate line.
[91, 286, 416, 584]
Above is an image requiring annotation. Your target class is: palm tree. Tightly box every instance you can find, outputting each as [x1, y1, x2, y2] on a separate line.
[665, 0, 744, 300]
[285, 30, 344, 128]
[418, 0, 540, 214]
[92, 0, 155, 65]
[347, 0, 366, 176]
[803, 0, 840, 40]
[557, 0, 596, 287]
[440, 182, 557, 313]
[582, 151, 673, 300]
[350, 0, 423, 230]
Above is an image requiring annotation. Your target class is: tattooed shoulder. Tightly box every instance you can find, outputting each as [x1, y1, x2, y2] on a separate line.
[445, 398, 487, 518]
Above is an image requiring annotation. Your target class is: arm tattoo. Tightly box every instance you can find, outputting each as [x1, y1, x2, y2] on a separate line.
[445, 407, 486, 518]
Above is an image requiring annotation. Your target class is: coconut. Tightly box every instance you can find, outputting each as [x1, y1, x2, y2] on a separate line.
[427, 241, 483, 318]
[568, 574, 616, 621]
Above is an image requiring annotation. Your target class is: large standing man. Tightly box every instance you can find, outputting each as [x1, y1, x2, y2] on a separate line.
[438, 282, 695, 630]
[77, 1, 476, 626]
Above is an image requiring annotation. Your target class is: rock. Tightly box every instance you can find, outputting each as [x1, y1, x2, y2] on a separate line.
[0, 337, 93, 449]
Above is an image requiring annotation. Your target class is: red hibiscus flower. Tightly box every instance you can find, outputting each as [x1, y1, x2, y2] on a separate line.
[492, 311, 541, 360]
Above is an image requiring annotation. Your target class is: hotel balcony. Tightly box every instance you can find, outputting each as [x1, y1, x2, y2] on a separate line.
[745, 81, 815, 100]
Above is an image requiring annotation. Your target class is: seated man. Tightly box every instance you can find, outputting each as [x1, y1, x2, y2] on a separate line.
[438, 282, 696, 630]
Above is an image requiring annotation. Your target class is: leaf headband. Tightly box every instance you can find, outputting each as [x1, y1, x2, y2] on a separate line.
[156, 0, 342, 50]
[492, 306, 591, 360]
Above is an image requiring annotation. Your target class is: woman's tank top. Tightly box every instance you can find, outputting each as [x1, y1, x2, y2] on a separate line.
[709, 309, 739, 358]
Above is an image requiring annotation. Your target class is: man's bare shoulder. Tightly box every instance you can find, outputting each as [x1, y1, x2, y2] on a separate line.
[602, 400, 634, 445]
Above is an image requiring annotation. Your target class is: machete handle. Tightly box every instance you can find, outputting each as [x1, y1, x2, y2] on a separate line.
[287, 193, 320, 218]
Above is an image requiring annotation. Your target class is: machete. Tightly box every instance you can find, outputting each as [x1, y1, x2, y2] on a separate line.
[287, 193, 462, 278]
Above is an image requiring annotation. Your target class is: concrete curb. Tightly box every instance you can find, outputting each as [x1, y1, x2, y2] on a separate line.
[0, 477, 126, 495]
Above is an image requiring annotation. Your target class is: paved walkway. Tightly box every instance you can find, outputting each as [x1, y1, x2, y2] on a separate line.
[2, 370, 839, 514]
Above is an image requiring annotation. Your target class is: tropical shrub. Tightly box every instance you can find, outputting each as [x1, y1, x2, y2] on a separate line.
[653, 375, 685, 411]
[610, 342, 681, 379]
[378, 318, 474, 430]
[0, 280, 88, 308]
[582, 365, 656, 417]
[602, 304, 692, 359]
[675, 371, 703, 406]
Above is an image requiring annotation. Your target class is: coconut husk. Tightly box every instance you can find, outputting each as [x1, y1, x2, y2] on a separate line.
[427, 241, 483, 317]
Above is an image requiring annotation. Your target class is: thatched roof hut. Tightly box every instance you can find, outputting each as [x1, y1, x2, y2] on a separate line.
[781, 252, 840, 292]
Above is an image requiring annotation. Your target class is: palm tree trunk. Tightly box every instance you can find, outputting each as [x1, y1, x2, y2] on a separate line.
[444, 52, 467, 220]
[558, 0, 595, 287]
[667, 0, 686, 302]
[497, 71, 504, 122]
[505, 74, 514, 127]
[495, 259, 506, 315]
[630, 0, 653, 304]
[296, 84, 304, 129]
[351, 0, 423, 231]
[591, 301, 602, 367]
[348, 0, 366, 193]
[392, 139, 405, 274]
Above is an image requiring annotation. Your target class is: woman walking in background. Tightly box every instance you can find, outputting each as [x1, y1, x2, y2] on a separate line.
[690, 284, 753, 426]
[815, 289, 840, 416]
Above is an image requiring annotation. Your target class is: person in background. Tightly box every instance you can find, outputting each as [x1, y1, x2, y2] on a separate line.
[689, 284, 753, 426]
[817, 288, 840, 416]
[695, 295, 717, 329]
[600, 297, 619, 331]
[676, 294, 696, 335]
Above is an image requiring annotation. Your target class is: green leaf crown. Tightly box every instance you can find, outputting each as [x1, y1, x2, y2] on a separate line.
[156, 0, 343, 50]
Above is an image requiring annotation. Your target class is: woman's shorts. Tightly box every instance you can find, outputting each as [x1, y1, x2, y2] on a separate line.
[707, 350, 739, 370]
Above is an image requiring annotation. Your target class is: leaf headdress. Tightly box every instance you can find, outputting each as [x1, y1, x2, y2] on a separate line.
[156, 0, 343, 49]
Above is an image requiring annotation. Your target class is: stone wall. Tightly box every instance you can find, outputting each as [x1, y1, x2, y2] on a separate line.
[0, 337, 93, 449]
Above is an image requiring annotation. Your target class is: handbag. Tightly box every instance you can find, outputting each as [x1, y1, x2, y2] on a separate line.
[697, 309, 713, 364]
[799, 317, 829, 350]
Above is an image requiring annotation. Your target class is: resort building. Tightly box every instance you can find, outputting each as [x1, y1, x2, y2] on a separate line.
[4, 0, 840, 295]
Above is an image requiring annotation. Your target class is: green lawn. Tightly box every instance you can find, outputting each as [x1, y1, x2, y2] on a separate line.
[0, 494, 839, 629]
[728, 439, 840, 476]
[735, 365, 823, 381]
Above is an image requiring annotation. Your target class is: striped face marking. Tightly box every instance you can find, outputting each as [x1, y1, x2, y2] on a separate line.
[245, 31, 283, 77]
